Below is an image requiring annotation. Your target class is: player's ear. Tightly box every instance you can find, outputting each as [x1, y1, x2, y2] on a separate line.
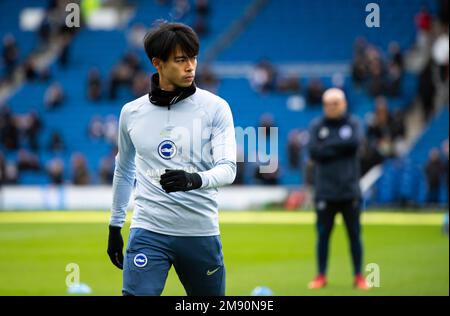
[152, 57, 162, 71]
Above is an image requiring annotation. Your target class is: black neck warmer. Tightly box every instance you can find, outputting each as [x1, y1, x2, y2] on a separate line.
[148, 73, 196, 107]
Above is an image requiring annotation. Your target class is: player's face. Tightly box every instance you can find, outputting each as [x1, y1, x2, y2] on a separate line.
[157, 47, 197, 90]
[323, 98, 347, 119]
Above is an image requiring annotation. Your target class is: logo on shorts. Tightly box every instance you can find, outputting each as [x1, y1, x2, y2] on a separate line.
[158, 140, 177, 160]
[133, 253, 148, 268]
[206, 266, 221, 276]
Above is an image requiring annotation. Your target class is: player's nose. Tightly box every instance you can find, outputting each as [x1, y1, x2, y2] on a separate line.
[186, 59, 195, 72]
[186, 64, 194, 73]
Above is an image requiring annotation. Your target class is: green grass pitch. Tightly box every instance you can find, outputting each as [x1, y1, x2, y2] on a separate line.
[0, 210, 448, 296]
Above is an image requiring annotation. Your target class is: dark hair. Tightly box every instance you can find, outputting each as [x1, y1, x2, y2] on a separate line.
[143, 22, 200, 62]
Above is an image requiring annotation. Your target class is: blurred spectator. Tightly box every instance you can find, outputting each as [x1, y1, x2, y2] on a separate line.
[351, 37, 369, 86]
[306, 78, 325, 105]
[388, 41, 404, 70]
[390, 109, 406, 140]
[353, 37, 368, 60]
[233, 147, 245, 185]
[0, 153, 5, 185]
[250, 60, 277, 93]
[127, 23, 148, 49]
[195, 0, 210, 19]
[415, 6, 433, 32]
[172, 0, 191, 20]
[38, 15, 52, 50]
[366, 97, 407, 158]
[87, 68, 103, 102]
[99, 155, 115, 185]
[196, 65, 219, 93]
[46, 0, 58, 13]
[132, 71, 150, 97]
[359, 138, 384, 175]
[16, 112, 42, 152]
[259, 113, 276, 139]
[4, 162, 18, 184]
[193, 16, 207, 37]
[47, 131, 65, 153]
[385, 62, 402, 96]
[432, 27, 449, 83]
[23, 58, 39, 81]
[103, 115, 118, 145]
[72, 153, 91, 185]
[26, 112, 41, 151]
[123, 51, 142, 73]
[352, 55, 367, 86]
[88, 116, 104, 139]
[108, 61, 132, 100]
[438, 0, 449, 26]
[351, 39, 404, 97]
[425, 148, 444, 204]
[377, 138, 396, 159]
[193, 0, 210, 36]
[17, 149, 40, 172]
[442, 139, 449, 191]
[391, 109, 408, 156]
[366, 48, 386, 97]
[277, 74, 301, 93]
[415, 6, 433, 49]
[44, 82, 65, 110]
[0, 107, 19, 150]
[23, 58, 51, 82]
[47, 158, 64, 185]
[2, 34, 19, 81]
[286, 129, 303, 170]
[58, 30, 74, 68]
[108, 52, 141, 100]
[234, 161, 246, 185]
[254, 163, 280, 185]
[367, 98, 393, 143]
[418, 60, 437, 122]
[88, 114, 118, 144]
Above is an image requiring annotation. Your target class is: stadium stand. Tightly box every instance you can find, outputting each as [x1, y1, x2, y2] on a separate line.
[0, 0, 448, 207]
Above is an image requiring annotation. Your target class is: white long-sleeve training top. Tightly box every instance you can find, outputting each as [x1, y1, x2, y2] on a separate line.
[110, 88, 237, 236]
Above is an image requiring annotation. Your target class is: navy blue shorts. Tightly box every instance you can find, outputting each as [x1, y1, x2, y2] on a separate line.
[123, 228, 225, 296]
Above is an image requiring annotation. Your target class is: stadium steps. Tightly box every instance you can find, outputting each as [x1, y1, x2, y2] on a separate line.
[217, 0, 437, 62]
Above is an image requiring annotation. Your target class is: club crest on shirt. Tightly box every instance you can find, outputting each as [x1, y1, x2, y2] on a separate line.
[158, 140, 177, 160]
[318, 127, 330, 139]
[339, 125, 353, 139]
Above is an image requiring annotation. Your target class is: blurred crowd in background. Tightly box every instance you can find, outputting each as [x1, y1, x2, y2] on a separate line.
[0, 0, 448, 206]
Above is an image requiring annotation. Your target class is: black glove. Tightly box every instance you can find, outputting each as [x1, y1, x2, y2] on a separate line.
[107, 225, 124, 270]
[160, 169, 202, 193]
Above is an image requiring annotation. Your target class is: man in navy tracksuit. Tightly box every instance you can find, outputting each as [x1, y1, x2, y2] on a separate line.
[307, 88, 369, 290]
